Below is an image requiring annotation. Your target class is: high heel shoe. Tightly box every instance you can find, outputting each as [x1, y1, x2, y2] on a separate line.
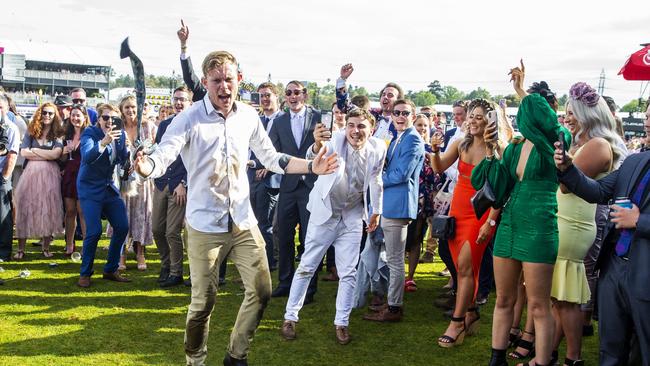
[563, 358, 584, 366]
[508, 326, 522, 348]
[509, 330, 535, 359]
[437, 316, 466, 348]
[136, 254, 147, 271]
[466, 307, 481, 336]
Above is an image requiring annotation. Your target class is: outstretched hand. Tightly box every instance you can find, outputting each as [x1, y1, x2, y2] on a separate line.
[177, 19, 189, 46]
[312, 146, 338, 175]
[133, 149, 152, 177]
[508, 59, 526, 97]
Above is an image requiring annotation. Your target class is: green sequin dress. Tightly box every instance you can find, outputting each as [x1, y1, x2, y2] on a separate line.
[471, 94, 571, 264]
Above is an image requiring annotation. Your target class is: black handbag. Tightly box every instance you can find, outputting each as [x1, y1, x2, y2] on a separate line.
[471, 163, 497, 219]
[430, 215, 455, 240]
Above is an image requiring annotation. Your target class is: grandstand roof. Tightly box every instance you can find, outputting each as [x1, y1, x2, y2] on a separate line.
[1, 40, 113, 68]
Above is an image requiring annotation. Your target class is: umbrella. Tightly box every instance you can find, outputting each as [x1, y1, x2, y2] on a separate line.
[618, 43, 650, 80]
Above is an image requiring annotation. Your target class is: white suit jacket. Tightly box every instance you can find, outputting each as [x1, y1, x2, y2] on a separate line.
[306, 131, 386, 226]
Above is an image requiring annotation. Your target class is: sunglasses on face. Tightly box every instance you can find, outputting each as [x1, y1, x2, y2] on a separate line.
[42, 110, 56, 117]
[100, 115, 120, 122]
[285, 89, 306, 97]
[392, 110, 411, 117]
[72, 98, 86, 104]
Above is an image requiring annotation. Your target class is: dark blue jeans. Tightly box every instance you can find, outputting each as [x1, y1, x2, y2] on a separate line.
[79, 189, 128, 277]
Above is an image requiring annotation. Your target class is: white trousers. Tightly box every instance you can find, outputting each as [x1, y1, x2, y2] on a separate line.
[284, 216, 362, 326]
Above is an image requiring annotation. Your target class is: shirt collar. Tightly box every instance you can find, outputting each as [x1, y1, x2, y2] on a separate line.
[203, 94, 238, 118]
[290, 106, 306, 120]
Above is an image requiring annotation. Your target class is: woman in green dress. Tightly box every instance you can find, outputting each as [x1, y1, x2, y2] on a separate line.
[473, 93, 571, 366]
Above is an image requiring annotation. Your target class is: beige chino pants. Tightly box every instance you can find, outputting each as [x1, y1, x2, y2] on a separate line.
[184, 223, 272, 365]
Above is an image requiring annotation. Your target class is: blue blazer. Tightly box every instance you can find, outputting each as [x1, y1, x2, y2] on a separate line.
[382, 126, 424, 220]
[77, 125, 128, 201]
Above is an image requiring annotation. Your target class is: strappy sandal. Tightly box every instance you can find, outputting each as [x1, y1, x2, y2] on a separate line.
[405, 279, 417, 292]
[563, 358, 584, 366]
[136, 255, 147, 271]
[509, 326, 522, 348]
[64, 244, 76, 257]
[42, 249, 54, 258]
[509, 330, 535, 359]
[466, 307, 481, 336]
[13, 250, 25, 260]
[437, 316, 466, 348]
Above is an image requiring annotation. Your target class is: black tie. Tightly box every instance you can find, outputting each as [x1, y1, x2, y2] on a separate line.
[261, 116, 269, 129]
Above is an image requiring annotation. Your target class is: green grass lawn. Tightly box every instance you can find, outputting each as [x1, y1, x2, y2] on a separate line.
[0, 238, 599, 365]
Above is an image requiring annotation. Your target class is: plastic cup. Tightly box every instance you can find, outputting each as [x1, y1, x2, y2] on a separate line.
[71, 252, 82, 262]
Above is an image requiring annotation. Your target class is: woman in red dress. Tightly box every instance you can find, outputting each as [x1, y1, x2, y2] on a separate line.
[431, 99, 513, 347]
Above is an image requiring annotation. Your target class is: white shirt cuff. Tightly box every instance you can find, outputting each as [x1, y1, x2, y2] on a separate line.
[336, 77, 346, 90]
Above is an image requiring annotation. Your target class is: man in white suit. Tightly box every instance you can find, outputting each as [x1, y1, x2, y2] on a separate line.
[280, 108, 386, 345]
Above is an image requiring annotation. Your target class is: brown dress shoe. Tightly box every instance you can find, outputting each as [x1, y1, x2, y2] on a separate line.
[368, 294, 386, 312]
[280, 320, 296, 340]
[77, 276, 91, 288]
[335, 326, 351, 345]
[362, 307, 403, 322]
[102, 271, 132, 282]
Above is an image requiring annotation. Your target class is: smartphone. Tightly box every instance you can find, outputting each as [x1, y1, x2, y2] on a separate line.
[112, 117, 124, 131]
[559, 131, 567, 160]
[250, 92, 260, 105]
[499, 99, 507, 109]
[321, 112, 333, 131]
[487, 110, 498, 140]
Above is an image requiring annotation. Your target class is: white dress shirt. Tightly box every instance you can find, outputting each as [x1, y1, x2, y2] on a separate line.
[445, 126, 465, 190]
[290, 107, 306, 148]
[147, 95, 288, 233]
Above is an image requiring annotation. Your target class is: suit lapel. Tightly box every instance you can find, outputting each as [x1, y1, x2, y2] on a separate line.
[625, 154, 646, 197]
[638, 155, 650, 209]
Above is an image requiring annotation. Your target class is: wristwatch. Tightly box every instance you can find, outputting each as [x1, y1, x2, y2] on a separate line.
[488, 219, 497, 227]
[307, 160, 314, 174]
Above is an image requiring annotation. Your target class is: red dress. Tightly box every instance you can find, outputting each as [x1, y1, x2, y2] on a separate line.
[448, 160, 491, 299]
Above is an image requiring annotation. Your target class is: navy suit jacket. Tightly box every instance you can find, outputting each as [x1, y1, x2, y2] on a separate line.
[77, 125, 128, 201]
[559, 151, 650, 301]
[180, 56, 206, 102]
[268, 107, 321, 193]
[248, 112, 284, 188]
[442, 127, 457, 152]
[154, 116, 187, 191]
[382, 127, 424, 220]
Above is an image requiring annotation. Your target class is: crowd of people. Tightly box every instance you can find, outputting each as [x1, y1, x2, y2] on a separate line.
[0, 20, 649, 366]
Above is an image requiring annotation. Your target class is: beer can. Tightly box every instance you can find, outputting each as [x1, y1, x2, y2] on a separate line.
[614, 197, 633, 209]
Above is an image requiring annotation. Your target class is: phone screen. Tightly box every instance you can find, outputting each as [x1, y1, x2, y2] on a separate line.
[321, 113, 333, 130]
[250, 92, 260, 105]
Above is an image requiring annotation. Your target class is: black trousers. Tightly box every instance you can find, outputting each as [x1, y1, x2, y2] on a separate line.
[275, 183, 317, 295]
[597, 253, 650, 366]
[0, 181, 12, 261]
[250, 181, 279, 270]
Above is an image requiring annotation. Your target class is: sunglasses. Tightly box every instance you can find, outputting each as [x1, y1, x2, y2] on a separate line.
[41, 110, 56, 117]
[101, 115, 120, 122]
[420, 112, 432, 118]
[392, 110, 412, 117]
[72, 103, 87, 112]
[285, 89, 306, 96]
[72, 98, 86, 104]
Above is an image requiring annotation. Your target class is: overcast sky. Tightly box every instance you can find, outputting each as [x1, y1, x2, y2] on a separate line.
[2, 0, 649, 105]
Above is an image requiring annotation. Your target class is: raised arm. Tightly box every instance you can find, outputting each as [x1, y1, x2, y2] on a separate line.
[430, 134, 461, 174]
[177, 19, 205, 102]
[335, 64, 356, 113]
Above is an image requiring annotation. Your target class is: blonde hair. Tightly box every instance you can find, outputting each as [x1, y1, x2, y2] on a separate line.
[201, 51, 238, 76]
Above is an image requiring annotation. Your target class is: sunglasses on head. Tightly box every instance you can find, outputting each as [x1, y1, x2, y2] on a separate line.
[101, 115, 120, 122]
[285, 89, 305, 97]
[72, 103, 86, 112]
[41, 110, 56, 117]
[421, 112, 432, 118]
[392, 110, 411, 117]
[72, 98, 86, 104]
